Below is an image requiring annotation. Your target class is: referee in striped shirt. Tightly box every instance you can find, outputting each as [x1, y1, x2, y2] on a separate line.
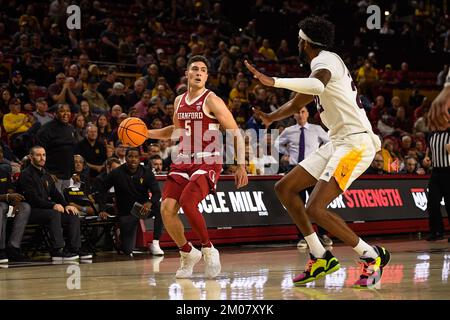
[426, 129, 450, 241]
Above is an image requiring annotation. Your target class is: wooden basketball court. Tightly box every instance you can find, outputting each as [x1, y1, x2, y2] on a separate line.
[1, 237, 449, 300]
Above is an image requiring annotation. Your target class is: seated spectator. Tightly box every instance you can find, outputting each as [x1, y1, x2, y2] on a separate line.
[396, 62, 412, 88]
[32, 97, 53, 126]
[109, 104, 122, 131]
[79, 99, 95, 123]
[97, 66, 117, 98]
[75, 124, 107, 178]
[364, 152, 389, 175]
[379, 64, 396, 86]
[82, 77, 109, 114]
[48, 73, 78, 111]
[380, 138, 401, 173]
[66, 154, 95, 216]
[149, 154, 165, 175]
[126, 79, 145, 109]
[0, 167, 31, 263]
[258, 39, 278, 62]
[228, 79, 249, 108]
[356, 60, 378, 100]
[134, 90, 152, 119]
[73, 114, 87, 143]
[17, 146, 91, 260]
[107, 82, 127, 113]
[96, 114, 113, 145]
[8, 71, 29, 104]
[113, 141, 126, 164]
[399, 135, 413, 158]
[3, 98, 39, 158]
[393, 106, 413, 135]
[399, 156, 425, 175]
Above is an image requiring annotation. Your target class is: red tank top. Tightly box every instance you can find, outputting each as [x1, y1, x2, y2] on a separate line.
[176, 89, 221, 155]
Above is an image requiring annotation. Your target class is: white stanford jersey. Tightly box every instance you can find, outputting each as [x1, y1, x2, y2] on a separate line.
[311, 50, 378, 144]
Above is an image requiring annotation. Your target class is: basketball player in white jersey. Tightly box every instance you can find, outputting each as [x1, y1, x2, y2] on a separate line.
[244, 16, 390, 288]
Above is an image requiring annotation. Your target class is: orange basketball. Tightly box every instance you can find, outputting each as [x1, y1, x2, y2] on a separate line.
[118, 117, 148, 147]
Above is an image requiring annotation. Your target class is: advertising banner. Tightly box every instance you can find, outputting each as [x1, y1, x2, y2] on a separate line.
[146, 176, 446, 230]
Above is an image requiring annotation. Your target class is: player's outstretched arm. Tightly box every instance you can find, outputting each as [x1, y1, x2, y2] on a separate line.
[253, 93, 314, 127]
[244, 60, 330, 95]
[147, 96, 183, 140]
[208, 94, 248, 189]
[147, 125, 175, 140]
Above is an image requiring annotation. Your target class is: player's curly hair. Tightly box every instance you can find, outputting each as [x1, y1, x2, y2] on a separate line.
[298, 16, 335, 49]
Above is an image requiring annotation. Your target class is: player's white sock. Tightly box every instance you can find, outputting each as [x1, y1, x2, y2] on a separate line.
[353, 238, 378, 259]
[305, 233, 326, 258]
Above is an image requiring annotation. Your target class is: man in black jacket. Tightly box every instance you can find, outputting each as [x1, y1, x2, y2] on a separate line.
[37, 103, 76, 193]
[17, 146, 91, 260]
[97, 148, 163, 256]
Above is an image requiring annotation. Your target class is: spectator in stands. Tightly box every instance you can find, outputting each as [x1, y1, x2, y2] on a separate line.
[127, 79, 145, 108]
[3, 98, 37, 158]
[8, 71, 30, 104]
[73, 113, 87, 143]
[66, 154, 95, 216]
[399, 156, 425, 175]
[134, 89, 152, 119]
[0, 167, 31, 263]
[0, 87, 12, 116]
[379, 64, 396, 86]
[98, 68, 117, 100]
[79, 99, 94, 123]
[106, 82, 127, 112]
[97, 148, 164, 256]
[100, 21, 119, 62]
[364, 152, 388, 175]
[142, 98, 164, 128]
[396, 62, 412, 88]
[96, 114, 112, 145]
[258, 39, 277, 62]
[137, 46, 155, 72]
[393, 106, 413, 135]
[369, 95, 388, 125]
[18, 146, 91, 261]
[48, 73, 78, 110]
[228, 79, 249, 106]
[399, 135, 413, 158]
[32, 97, 53, 126]
[75, 124, 107, 178]
[109, 104, 122, 131]
[37, 103, 76, 193]
[114, 142, 126, 164]
[356, 60, 378, 100]
[83, 75, 109, 113]
[149, 154, 164, 174]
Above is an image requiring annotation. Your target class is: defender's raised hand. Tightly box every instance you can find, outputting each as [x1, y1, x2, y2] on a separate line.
[244, 60, 275, 87]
